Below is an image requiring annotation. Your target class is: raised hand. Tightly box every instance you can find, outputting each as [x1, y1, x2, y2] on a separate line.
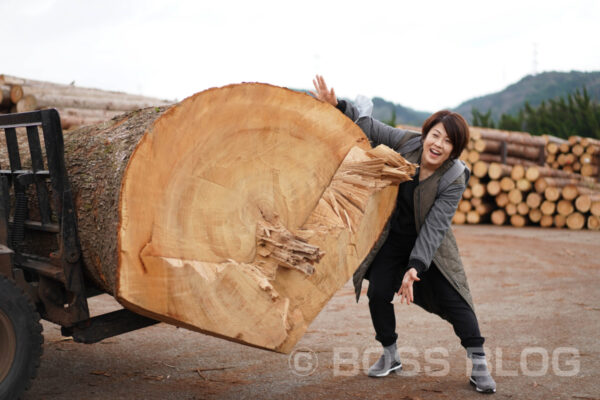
[309, 75, 338, 107]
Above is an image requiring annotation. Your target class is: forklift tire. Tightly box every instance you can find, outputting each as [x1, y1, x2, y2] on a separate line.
[0, 275, 43, 400]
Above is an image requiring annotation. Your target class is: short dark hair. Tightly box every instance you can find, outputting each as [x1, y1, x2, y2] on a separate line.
[421, 110, 469, 159]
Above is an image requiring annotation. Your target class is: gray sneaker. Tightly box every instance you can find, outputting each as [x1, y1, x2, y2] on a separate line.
[368, 343, 402, 377]
[469, 354, 496, 394]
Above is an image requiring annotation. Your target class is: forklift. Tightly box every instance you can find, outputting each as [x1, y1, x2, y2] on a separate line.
[0, 109, 160, 399]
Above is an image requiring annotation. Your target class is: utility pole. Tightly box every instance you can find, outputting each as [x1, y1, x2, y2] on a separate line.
[532, 43, 538, 76]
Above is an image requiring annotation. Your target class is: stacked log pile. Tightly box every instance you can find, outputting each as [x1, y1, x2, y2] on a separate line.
[544, 135, 600, 178]
[399, 125, 600, 230]
[0, 74, 173, 130]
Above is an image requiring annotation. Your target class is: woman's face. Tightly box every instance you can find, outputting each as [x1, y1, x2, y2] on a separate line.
[421, 122, 453, 170]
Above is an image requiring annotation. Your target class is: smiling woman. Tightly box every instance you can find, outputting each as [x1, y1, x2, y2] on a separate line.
[311, 75, 496, 394]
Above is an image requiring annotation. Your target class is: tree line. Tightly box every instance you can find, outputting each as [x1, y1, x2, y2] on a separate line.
[471, 87, 600, 139]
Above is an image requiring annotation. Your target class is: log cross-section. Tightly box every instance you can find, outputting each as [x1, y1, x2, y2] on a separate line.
[44, 83, 417, 354]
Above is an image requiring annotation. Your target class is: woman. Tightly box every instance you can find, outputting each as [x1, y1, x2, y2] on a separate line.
[311, 75, 496, 394]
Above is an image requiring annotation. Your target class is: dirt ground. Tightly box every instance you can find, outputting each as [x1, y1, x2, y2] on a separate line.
[24, 225, 599, 400]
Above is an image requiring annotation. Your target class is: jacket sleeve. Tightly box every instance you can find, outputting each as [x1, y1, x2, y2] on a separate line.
[336, 99, 411, 150]
[407, 175, 466, 275]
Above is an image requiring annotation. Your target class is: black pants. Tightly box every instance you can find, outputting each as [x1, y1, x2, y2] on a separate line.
[366, 233, 485, 353]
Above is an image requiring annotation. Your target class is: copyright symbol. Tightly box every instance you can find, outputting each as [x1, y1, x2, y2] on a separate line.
[288, 347, 318, 376]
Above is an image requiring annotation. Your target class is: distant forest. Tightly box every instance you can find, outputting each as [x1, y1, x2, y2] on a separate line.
[471, 87, 600, 139]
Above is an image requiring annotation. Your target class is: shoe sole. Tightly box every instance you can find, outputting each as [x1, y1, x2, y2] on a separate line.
[368, 363, 402, 378]
[470, 377, 496, 394]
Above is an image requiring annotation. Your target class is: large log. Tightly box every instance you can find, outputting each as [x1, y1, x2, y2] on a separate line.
[477, 128, 546, 146]
[475, 138, 544, 161]
[525, 165, 582, 182]
[16, 82, 172, 103]
[30, 92, 171, 111]
[29, 83, 413, 354]
[478, 153, 540, 167]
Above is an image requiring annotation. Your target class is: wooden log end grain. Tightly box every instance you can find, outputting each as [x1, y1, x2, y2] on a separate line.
[561, 184, 579, 201]
[526, 192, 542, 209]
[511, 164, 525, 180]
[517, 202, 530, 216]
[574, 194, 592, 213]
[505, 203, 518, 216]
[472, 160, 488, 178]
[590, 201, 600, 217]
[109, 83, 416, 353]
[491, 209, 506, 226]
[525, 165, 540, 182]
[554, 214, 567, 228]
[500, 176, 515, 192]
[488, 162, 512, 180]
[453, 211, 466, 225]
[587, 215, 600, 230]
[458, 199, 472, 213]
[510, 214, 527, 227]
[528, 208, 542, 223]
[508, 188, 523, 205]
[541, 200, 556, 216]
[544, 186, 561, 202]
[471, 182, 486, 198]
[557, 200, 574, 216]
[540, 214, 554, 227]
[566, 212, 585, 230]
[466, 210, 480, 224]
[486, 180, 501, 196]
[516, 178, 532, 192]
[496, 193, 509, 208]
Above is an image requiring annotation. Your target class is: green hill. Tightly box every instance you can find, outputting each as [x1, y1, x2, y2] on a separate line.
[453, 71, 600, 123]
[299, 71, 600, 128]
[371, 97, 430, 127]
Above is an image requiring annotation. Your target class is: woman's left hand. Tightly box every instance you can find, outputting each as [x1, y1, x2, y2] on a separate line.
[398, 267, 420, 305]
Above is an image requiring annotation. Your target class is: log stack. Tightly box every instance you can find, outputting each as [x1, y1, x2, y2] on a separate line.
[544, 135, 600, 179]
[0, 74, 173, 130]
[399, 124, 600, 230]
[464, 127, 546, 167]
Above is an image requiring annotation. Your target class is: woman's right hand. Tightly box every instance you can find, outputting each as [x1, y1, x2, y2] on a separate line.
[310, 75, 338, 107]
[398, 267, 420, 305]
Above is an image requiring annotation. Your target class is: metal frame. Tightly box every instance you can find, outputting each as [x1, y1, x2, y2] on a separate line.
[0, 109, 158, 342]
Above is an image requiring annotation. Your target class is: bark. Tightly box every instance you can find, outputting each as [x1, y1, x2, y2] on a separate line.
[478, 128, 546, 146]
[19, 82, 172, 103]
[525, 166, 581, 182]
[0, 85, 10, 107]
[32, 92, 172, 111]
[476, 138, 544, 161]
[478, 153, 540, 167]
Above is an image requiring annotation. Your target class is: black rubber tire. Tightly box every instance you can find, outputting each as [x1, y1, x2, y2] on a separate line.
[0, 275, 43, 400]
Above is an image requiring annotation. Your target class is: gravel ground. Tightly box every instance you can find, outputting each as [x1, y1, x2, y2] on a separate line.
[24, 225, 600, 400]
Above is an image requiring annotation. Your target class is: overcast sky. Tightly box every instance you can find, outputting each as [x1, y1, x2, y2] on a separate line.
[2, 0, 598, 112]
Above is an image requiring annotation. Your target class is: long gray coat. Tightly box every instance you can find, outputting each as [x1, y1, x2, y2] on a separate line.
[341, 102, 476, 313]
